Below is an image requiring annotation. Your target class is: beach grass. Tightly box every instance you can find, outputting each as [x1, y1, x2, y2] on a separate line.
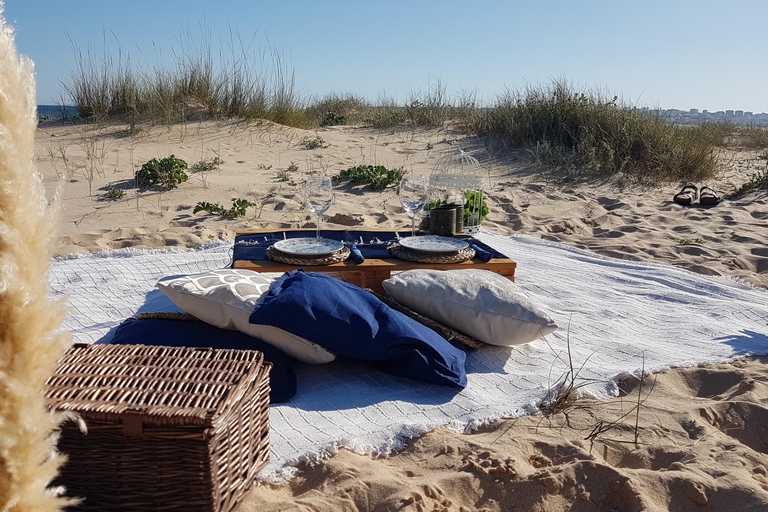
[468, 80, 723, 183]
[62, 35, 735, 184]
[63, 31, 307, 127]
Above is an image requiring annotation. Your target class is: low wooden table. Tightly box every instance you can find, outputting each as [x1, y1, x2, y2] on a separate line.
[232, 229, 516, 294]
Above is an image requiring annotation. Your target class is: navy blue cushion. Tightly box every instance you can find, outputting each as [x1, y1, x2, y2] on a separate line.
[108, 317, 297, 403]
[248, 271, 467, 388]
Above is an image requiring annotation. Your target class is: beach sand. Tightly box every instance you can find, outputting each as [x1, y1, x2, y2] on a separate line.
[36, 119, 768, 510]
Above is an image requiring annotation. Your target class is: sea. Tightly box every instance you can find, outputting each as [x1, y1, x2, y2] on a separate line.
[37, 105, 79, 120]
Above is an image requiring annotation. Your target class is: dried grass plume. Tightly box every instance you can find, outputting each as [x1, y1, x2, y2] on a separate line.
[0, 4, 71, 511]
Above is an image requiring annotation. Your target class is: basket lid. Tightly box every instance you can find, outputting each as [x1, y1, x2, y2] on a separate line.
[45, 344, 265, 429]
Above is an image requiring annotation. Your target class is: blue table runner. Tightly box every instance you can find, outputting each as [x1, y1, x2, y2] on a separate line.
[231, 230, 504, 265]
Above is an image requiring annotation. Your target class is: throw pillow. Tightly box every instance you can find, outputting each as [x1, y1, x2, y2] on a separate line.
[382, 269, 558, 346]
[156, 269, 336, 364]
[248, 270, 467, 389]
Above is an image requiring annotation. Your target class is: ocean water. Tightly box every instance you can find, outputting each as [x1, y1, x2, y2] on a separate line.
[37, 105, 79, 120]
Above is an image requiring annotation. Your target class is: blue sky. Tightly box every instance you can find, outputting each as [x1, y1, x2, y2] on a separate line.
[4, 0, 767, 112]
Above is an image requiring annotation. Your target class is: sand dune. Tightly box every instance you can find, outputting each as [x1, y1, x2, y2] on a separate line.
[36, 119, 768, 511]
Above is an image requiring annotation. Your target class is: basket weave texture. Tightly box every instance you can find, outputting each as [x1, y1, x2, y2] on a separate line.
[267, 244, 350, 265]
[45, 343, 271, 512]
[387, 243, 476, 264]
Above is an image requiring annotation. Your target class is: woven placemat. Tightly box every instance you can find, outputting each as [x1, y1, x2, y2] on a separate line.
[387, 244, 475, 264]
[267, 245, 351, 265]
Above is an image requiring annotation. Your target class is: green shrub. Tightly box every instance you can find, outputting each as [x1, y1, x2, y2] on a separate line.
[320, 112, 346, 127]
[136, 155, 188, 189]
[275, 170, 294, 183]
[193, 198, 254, 217]
[730, 167, 768, 197]
[190, 156, 223, 173]
[333, 165, 406, 190]
[299, 135, 328, 150]
[103, 185, 125, 201]
[471, 80, 721, 183]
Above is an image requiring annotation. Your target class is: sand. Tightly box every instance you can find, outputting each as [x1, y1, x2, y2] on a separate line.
[36, 118, 768, 510]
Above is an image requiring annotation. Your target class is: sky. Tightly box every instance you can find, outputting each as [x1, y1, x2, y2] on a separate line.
[3, 0, 767, 113]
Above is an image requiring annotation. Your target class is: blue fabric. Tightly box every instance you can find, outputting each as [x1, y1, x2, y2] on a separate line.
[248, 271, 467, 388]
[108, 317, 297, 403]
[348, 242, 365, 263]
[470, 243, 493, 262]
[231, 229, 504, 265]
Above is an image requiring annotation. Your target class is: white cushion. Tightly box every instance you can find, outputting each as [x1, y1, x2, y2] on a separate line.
[382, 269, 558, 346]
[157, 269, 336, 364]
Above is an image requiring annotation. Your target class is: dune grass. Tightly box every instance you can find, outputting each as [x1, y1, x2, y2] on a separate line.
[63, 30, 306, 127]
[730, 155, 768, 197]
[62, 32, 736, 185]
[469, 81, 724, 183]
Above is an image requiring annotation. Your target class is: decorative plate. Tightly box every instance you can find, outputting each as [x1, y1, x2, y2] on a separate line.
[398, 235, 469, 254]
[272, 238, 344, 256]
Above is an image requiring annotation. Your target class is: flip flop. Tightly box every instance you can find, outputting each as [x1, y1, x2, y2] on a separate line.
[673, 185, 698, 206]
[699, 186, 721, 206]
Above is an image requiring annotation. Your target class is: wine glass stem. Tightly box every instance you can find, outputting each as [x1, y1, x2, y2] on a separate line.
[316, 214, 321, 238]
[411, 215, 415, 236]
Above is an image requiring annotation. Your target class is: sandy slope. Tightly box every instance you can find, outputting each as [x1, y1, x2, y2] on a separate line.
[35, 119, 768, 511]
[243, 356, 768, 512]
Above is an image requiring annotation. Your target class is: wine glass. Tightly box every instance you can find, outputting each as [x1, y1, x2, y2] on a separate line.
[398, 175, 428, 237]
[304, 176, 334, 238]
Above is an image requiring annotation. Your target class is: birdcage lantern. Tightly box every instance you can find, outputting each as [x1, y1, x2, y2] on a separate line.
[429, 149, 485, 233]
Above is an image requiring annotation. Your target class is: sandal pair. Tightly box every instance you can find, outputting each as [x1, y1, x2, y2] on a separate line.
[673, 185, 720, 207]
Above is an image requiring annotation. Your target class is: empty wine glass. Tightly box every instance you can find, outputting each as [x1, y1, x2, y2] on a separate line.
[304, 176, 334, 238]
[398, 175, 428, 237]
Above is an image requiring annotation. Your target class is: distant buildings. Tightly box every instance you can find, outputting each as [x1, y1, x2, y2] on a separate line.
[640, 107, 768, 127]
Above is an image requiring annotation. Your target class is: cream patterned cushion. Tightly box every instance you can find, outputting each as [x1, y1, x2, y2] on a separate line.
[382, 269, 558, 346]
[157, 269, 336, 364]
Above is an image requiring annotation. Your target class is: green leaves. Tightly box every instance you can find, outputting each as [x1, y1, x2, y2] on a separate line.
[424, 191, 489, 224]
[194, 198, 254, 217]
[320, 112, 346, 127]
[135, 155, 188, 189]
[464, 190, 488, 220]
[332, 165, 406, 190]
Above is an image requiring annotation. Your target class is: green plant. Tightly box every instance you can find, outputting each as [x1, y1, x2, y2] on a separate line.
[304, 93, 368, 126]
[425, 142, 433, 150]
[299, 135, 328, 150]
[730, 167, 768, 197]
[471, 79, 722, 183]
[286, 161, 299, 173]
[190, 156, 223, 174]
[275, 170, 294, 183]
[332, 164, 406, 190]
[734, 125, 768, 149]
[257, 163, 272, 170]
[135, 155, 188, 189]
[425, 191, 489, 224]
[193, 198, 254, 217]
[63, 30, 306, 127]
[103, 185, 125, 201]
[678, 238, 706, 245]
[320, 112, 346, 127]
[190, 156, 222, 189]
[464, 190, 489, 221]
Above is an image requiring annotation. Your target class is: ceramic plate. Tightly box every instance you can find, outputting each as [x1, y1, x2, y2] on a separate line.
[398, 235, 469, 254]
[273, 238, 344, 256]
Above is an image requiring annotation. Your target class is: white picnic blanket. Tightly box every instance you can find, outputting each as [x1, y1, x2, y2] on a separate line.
[50, 231, 768, 482]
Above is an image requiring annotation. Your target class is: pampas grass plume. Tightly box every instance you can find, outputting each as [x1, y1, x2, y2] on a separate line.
[0, 4, 72, 511]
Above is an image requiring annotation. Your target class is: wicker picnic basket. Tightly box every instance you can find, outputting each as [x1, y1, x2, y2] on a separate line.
[45, 343, 271, 512]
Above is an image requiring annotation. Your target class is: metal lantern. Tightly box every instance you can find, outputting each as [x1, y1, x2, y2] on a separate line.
[429, 149, 485, 233]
